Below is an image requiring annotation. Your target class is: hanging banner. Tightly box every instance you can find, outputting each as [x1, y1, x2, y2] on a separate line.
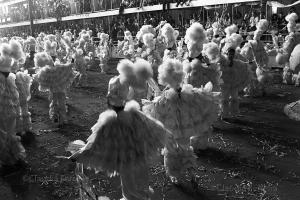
[0, 0, 26, 6]
[204, 5, 222, 9]
[267, 0, 300, 8]
[233, 3, 242, 7]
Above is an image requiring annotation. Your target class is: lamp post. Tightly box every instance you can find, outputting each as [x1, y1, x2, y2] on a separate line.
[260, 0, 267, 19]
[28, 0, 34, 36]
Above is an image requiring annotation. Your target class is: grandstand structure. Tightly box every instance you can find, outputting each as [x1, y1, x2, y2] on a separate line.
[0, 0, 299, 38]
[0, 0, 263, 30]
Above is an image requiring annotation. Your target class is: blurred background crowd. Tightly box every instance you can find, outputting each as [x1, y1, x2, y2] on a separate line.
[0, 0, 193, 24]
[0, 0, 298, 42]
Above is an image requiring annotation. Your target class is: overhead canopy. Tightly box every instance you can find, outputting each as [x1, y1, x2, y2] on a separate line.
[267, 0, 300, 8]
[189, 0, 259, 7]
[203, 0, 260, 9]
[204, 5, 223, 9]
[0, 0, 25, 6]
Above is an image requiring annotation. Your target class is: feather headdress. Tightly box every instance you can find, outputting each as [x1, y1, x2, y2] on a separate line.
[117, 59, 135, 84]
[254, 19, 269, 40]
[9, 39, 25, 62]
[202, 42, 220, 63]
[158, 59, 185, 88]
[222, 33, 243, 53]
[285, 13, 298, 33]
[34, 52, 54, 68]
[136, 25, 156, 43]
[224, 24, 238, 37]
[161, 23, 179, 48]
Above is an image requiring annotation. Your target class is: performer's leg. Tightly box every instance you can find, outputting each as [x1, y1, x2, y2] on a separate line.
[0, 127, 26, 166]
[78, 69, 88, 86]
[163, 145, 195, 185]
[100, 61, 108, 73]
[15, 102, 36, 145]
[164, 147, 183, 184]
[49, 92, 58, 122]
[133, 161, 152, 199]
[82, 71, 88, 86]
[31, 79, 39, 97]
[190, 127, 212, 151]
[245, 64, 260, 96]
[296, 72, 300, 87]
[119, 162, 150, 200]
[221, 89, 231, 118]
[57, 92, 67, 125]
[78, 73, 83, 86]
[73, 72, 80, 87]
[21, 102, 32, 132]
[256, 68, 269, 95]
[0, 116, 17, 136]
[16, 112, 23, 134]
[282, 66, 291, 84]
[231, 90, 240, 116]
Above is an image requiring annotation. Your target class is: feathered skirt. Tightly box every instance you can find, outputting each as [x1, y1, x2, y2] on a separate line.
[0, 73, 20, 118]
[75, 101, 168, 175]
[163, 146, 196, 179]
[15, 71, 33, 105]
[35, 65, 76, 93]
[221, 60, 252, 93]
[0, 129, 26, 167]
[143, 84, 220, 144]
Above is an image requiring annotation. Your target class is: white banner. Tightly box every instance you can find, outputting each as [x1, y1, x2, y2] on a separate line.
[0, 0, 26, 6]
[267, 0, 300, 8]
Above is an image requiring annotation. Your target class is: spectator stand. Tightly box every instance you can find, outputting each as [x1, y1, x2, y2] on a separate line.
[0, 0, 291, 68]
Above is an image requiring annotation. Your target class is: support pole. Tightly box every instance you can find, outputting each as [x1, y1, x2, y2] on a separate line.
[232, 4, 234, 24]
[28, 0, 34, 36]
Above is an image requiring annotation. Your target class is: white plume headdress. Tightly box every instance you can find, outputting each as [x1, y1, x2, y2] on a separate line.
[285, 13, 298, 33]
[158, 59, 185, 88]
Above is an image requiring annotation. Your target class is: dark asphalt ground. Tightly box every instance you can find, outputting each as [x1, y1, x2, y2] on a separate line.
[1, 68, 300, 200]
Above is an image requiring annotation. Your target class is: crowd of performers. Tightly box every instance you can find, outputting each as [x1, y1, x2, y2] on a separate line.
[1, 11, 300, 200]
